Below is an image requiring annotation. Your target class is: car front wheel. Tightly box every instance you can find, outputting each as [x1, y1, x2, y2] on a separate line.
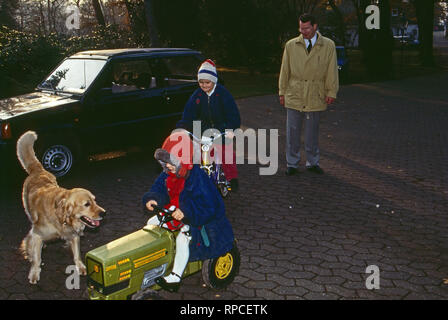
[41, 144, 73, 177]
[36, 136, 81, 178]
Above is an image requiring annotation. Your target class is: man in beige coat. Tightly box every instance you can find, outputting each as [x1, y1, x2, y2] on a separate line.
[279, 13, 339, 176]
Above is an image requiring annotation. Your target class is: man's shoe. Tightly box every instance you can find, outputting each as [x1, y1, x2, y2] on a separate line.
[230, 179, 239, 192]
[285, 167, 298, 176]
[306, 165, 324, 174]
[155, 275, 181, 293]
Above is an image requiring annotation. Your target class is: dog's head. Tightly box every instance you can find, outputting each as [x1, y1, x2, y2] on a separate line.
[56, 188, 106, 231]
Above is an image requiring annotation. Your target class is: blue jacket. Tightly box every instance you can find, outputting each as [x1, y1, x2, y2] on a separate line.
[177, 83, 241, 133]
[142, 165, 235, 261]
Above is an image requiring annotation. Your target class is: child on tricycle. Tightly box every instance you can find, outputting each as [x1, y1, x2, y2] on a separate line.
[177, 59, 241, 191]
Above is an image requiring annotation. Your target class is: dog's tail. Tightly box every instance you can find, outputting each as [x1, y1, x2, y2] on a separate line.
[16, 131, 43, 174]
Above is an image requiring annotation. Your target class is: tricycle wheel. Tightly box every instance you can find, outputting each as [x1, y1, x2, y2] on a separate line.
[218, 183, 230, 198]
[202, 242, 240, 289]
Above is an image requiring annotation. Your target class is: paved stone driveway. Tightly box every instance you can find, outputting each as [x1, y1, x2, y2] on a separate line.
[1, 71, 448, 300]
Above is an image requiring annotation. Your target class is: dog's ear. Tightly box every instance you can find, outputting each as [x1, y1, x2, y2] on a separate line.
[55, 198, 74, 224]
[55, 198, 66, 209]
[64, 200, 74, 216]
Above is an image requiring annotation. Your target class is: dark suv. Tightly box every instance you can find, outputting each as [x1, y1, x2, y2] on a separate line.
[0, 48, 204, 178]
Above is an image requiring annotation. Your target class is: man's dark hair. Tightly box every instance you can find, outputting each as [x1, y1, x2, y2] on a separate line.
[299, 13, 317, 25]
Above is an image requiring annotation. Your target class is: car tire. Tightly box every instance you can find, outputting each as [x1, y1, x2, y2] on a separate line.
[35, 135, 82, 178]
[201, 242, 240, 289]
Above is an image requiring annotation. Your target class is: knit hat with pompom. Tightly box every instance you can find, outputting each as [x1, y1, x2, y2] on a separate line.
[197, 59, 218, 83]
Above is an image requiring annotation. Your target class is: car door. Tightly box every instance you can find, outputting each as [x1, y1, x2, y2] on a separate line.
[80, 58, 167, 152]
[155, 54, 203, 126]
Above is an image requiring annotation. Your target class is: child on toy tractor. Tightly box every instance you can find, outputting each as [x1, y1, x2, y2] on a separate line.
[142, 130, 235, 293]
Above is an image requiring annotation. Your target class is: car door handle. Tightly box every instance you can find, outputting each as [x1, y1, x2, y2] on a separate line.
[163, 90, 171, 102]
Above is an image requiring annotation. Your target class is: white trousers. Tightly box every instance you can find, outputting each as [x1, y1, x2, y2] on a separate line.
[147, 215, 191, 281]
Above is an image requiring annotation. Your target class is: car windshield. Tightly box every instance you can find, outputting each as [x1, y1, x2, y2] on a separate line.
[38, 58, 107, 94]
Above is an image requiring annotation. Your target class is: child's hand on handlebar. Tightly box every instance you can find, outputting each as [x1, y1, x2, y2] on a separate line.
[172, 208, 185, 221]
[146, 200, 158, 211]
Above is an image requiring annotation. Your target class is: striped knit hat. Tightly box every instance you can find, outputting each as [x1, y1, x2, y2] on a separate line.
[197, 59, 218, 83]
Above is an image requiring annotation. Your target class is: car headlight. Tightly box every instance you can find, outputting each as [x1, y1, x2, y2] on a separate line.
[0, 122, 12, 139]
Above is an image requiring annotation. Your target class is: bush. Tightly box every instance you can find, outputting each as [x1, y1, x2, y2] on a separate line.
[0, 25, 138, 98]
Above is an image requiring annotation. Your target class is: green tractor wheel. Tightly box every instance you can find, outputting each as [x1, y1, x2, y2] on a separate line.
[201, 242, 240, 289]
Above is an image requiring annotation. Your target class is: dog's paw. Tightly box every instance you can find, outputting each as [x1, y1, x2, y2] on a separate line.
[76, 262, 87, 276]
[28, 268, 41, 284]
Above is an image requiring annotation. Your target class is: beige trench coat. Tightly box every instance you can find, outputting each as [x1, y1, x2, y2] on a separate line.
[279, 32, 339, 112]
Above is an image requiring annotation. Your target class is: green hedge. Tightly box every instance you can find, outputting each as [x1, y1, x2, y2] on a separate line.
[0, 25, 138, 98]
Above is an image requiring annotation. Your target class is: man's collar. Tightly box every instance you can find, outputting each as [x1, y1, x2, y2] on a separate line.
[297, 31, 322, 46]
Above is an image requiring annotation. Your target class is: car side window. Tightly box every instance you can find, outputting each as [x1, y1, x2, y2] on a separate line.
[158, 55, 202, 86]
[108, 60, 157, 94]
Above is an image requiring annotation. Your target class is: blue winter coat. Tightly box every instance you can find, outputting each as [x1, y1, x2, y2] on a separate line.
[142, 165, 235, 261]
[177, 83, 241, 133]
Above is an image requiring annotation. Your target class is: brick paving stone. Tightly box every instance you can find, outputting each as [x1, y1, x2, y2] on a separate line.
[275, 260, 305, 271]
[311, 252, 340, 263]
[267, 274, 295, 287]
[392, 280, 427, 293]
[325, 285, 358, 299]
[283, 270, 317, 280]
[229, 283, 256, 298]
[303, 292, 341, 300]
[331, 269, 364, 282]
[302, 265, 333, 277]
[408, 276, 443, 286]
[380, 271, 412, 281]
[295, 279, 325, 292]
[404, 293, 446, 300]
[256, 289, 284, 300]
[343, 281, 368, 290]
[273, 286, 309, 297]
[313, 276, 346, 285]
[244, 280, 278, 290]
[255, 265, 288, 275]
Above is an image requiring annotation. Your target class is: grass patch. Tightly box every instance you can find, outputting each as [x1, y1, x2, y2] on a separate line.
[218, 67, 279, 99]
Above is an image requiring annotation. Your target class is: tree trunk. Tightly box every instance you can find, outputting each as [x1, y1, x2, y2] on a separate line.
[92, 0, 106, 27]
[328, 0, 346, 46]
[414, 0, 435, 66]
[39, 1, 47, 35]
[0, 0, 19, 28]
[359, 0, 393, 80]
[144, 0, 160, 47]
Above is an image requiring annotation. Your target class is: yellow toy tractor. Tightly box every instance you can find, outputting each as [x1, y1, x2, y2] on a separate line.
[85, 205, 240, 300]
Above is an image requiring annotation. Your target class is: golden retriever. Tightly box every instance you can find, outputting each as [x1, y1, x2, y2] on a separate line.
[16, 131, 105, 284]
